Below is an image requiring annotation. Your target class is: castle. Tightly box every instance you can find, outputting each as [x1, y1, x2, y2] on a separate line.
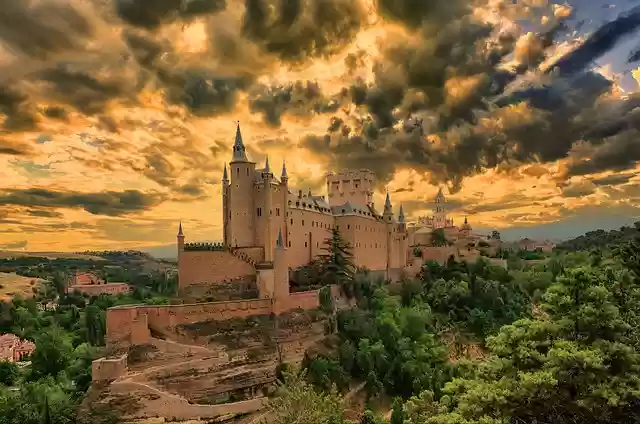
[106, 123, 482, 345]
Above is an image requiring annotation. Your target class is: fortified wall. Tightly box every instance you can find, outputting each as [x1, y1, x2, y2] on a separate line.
[106, 291, 322, 344]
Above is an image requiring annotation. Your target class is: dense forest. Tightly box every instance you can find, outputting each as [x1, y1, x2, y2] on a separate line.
[554, 221, 640, 251]
[292, 229, 640, 424]
[0, 269, 177, 424]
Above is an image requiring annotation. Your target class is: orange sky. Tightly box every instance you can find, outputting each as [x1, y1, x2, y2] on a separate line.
[0, 0, 639, 252]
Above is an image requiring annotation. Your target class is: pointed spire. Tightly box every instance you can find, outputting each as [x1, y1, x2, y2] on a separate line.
[281, 160, 288, 180]
[435, 186, 445, 202]
[177, 220, 184, 237]
[222, 163, 228, 181]
[399, 205, 405, 223]
[276, 228, 284, 248]
[264, 156, 270, 173]
[384, 188, 392, 211]
[464, 216, 468, 224]
[232, 121, 248, 162]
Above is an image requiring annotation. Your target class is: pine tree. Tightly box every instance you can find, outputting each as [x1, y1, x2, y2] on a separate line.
[43, 396, 51, 424]
[318, 228, 355, 296]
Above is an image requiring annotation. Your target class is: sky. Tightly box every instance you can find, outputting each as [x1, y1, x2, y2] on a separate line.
[1, 0, 640, 253]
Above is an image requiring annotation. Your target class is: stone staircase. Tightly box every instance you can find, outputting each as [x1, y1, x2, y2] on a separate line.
[228, 248, 258, 267]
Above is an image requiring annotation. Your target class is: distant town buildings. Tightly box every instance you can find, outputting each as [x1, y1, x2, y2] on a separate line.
[0, 333, 35, 362]
[66, 271, 131, 296]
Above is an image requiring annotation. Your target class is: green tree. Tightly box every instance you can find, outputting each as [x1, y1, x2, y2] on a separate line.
[390, 397, 405, 424]
[0, 361, 19, 386]
[268, 371, 346, 424]
[318, 228, 356, 297]
[430, 229, 448, 247]
[29, 327, 73, 380]
[83, 305, 105, 346]
[416, 266, 640, 424]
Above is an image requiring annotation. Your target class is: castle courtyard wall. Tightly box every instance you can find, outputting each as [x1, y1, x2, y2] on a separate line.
[106, 291, 322, 344]
[286, 206, 333, 268]
[178, 251, 255, 290]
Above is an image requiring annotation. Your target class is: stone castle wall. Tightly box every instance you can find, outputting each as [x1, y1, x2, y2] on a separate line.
[92, 354, 127, 382]
[106, 291, 323, 345]
[178, 251, 255, 290]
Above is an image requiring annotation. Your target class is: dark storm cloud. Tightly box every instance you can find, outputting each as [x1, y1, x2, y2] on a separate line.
[0, 138, 34, 156]
[249, 81, 341, 126]
[592, 173, 637, 187]
[0, 188, 165, 216]
[566, 129, 640, 177]
[300, 1, 640, 191]
[0, 0, 94, 59]
[115, 0, 226, 29]
[241, 0, 363, 63]
[34, 63, 136, 116]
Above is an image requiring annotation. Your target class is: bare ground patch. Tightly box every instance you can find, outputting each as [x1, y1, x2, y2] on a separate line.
[0, 272, 43, 301]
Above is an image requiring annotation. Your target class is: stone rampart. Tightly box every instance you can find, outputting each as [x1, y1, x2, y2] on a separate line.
[179, 251, 255, 289]
[284, 291, 320, 311]
[92, 354, 128, 382]
[107, 298, 273, 344]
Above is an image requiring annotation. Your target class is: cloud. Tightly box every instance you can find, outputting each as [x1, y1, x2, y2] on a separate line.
[0, 240, 28, 250]
[241, 0, 364, 63]
[115, 0, 227, 29]
[0, 188, 165, 216]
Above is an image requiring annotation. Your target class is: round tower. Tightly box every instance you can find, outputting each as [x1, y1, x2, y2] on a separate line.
[228, 122, 256, 248]
[222, 163, 230, 246]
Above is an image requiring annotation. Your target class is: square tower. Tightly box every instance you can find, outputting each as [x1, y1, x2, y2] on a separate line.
[326, 169, 375, 207]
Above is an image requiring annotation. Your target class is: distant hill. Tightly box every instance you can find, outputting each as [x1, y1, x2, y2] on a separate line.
[554, 221, 640, 251]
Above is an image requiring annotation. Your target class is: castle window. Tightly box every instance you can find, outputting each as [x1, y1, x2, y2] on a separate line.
[237, 168, 239, 176]
[317, 242, 319, 247]
[305, 241, 308, 247]
[288, 201, 292, 206]
[289, 241, 291, 247]
[296, 202, 300, 207]
[301, 220, 305, 226]
[347, 225, 350, 229]
[257, 208, 262, 217]
[247, 168, 249, 175]
[276, 208, 280, 216]
[291, 219, 293, 225]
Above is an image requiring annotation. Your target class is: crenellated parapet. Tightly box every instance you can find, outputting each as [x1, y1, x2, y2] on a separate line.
[184, 242, 228, 251]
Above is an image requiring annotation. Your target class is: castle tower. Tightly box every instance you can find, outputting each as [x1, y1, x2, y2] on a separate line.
[460, 216, 472, 237]
[273, 229, 289, 305]
[263, 156, 274, 262]
[383, 190, 394, 223]
[433, 187, 447, 229]
[398, 204, 405, 229]
[383, 190, 394, 276]
[222, 163, 229, 246]
[228, 122, 256, 248]
[398, 205, 408, 267]
[281, 161, 289, 248]
[326, 169, 374, 207]
[177, 220, 185, 256]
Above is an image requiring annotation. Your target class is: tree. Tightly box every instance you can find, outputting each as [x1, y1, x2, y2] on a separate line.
[0, 361, 19, 386]
[390, 397, 405, 424]
[430, 229, 448, 247]
[268, 371, 346, 424]
[490, 230, 501, 240]
[318, 228, 356, 297]
[417, 266, 640, 424]
[83, 305, 105, 346]
[29, 326, 73, 380]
